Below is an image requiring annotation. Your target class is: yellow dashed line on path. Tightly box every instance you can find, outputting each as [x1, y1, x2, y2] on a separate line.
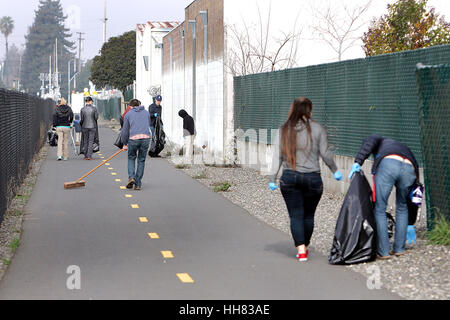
[111, 173, 117, 176]
[105, 163, 111, 166]
[161, 251, 174, 258]
[120, 186, 126, 190]
[131, 204, 140, 209]
[177, 273, 194, 283]
[125, 194, 133, 198]
[139, 217, 148, 223]
[148, 233, 160, 239]
[108, 167, 114, 170]
[115, 179, 121, 182]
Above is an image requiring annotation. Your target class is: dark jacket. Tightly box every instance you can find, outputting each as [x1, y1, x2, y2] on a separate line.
[149, 103, 162, 127]
[80, 104, 98, 129]
[355, 134, 419, 179]
[53, 105, 74, 127]
[178, 109, 195, 136]
[73, 115, 82, 132]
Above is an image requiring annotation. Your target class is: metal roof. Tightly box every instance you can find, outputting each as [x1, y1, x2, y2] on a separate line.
[137, 21, 181, 34]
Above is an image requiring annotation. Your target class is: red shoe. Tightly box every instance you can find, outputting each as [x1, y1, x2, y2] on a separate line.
[296, 250, 309, 262]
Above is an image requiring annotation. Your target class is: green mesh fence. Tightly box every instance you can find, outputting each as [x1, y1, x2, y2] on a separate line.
[234, 44, 450, 165]
[416, 63, 450, 229]
[123, 88, 134, 103]
[94, 97, 121, 122]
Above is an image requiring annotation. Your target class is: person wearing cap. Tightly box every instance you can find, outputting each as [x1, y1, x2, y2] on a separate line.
[149, 95, 163, 137]
[80, 96, 99, 160]
[348, 134, 420, 260]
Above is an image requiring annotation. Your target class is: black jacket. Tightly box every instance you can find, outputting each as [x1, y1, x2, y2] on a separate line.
[355, 134, 419, 179]
[178, 109, 195, 136]
[53, 105, 74, 127]
[149, 103, 162, 127]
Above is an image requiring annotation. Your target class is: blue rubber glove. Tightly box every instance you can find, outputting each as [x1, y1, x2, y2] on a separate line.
[269, 182, 278, 191]
[407, 225, 416, 245]
[154, 113, 158, 118]
[348, 163, 361, 180]
[334, 171, 343, 181]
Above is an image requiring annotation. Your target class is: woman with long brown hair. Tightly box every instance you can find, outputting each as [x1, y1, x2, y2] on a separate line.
[270, 97, 343, 262]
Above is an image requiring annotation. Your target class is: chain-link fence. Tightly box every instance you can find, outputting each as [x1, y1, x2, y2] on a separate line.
[95, 97, 122, 122]
[0, 89, 54, 225]
[416, 63, 450, 229]
[234, 44, 450, 166]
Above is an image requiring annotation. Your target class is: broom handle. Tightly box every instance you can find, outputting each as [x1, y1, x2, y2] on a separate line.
[77, 149, 125, 182]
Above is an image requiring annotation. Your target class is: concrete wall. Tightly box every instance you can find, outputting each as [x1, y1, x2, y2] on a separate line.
[162, 0, 226, 163]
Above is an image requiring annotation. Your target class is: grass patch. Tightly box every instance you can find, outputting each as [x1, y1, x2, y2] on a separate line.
[175, 164, 188, 169]
[428, 212, 450, 246]
[14, 194, 30, 201]
[8, 210, 23, 217]
[213, 182, 231, 193]
[2, 258, 11, 266]
[9, 238, 20, 253]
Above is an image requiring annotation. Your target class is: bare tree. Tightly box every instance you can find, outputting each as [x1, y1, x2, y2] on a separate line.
[310, 0, 372, 61]
[225, 1, 302, 76]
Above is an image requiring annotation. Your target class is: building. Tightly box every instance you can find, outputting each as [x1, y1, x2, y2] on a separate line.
[136, 21, 180, 108]
[161, 0, 303, 164]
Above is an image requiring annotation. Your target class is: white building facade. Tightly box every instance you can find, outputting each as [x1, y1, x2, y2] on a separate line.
[136, 21, 180, 108]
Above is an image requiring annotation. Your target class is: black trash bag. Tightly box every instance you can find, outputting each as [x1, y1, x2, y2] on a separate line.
[149, 117, 166, 158]
[47, 130, 58, 147]
[329, 171, 377, 265]
[114, 130, 124, 149]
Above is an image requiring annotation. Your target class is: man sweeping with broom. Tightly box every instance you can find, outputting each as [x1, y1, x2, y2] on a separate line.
[121, 100, 152, 191]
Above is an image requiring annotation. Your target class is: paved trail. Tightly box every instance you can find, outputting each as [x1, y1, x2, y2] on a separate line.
[0, 127, 399, 300]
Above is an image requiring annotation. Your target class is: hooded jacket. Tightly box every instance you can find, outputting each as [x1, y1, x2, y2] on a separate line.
[149, 103, 162, 127]
[178, 109, 196, 136]
[354, 134, 419, 179]
[53, 105, 74, 127]
[270, 120, 338, 183]
[121, 106, 151, 145]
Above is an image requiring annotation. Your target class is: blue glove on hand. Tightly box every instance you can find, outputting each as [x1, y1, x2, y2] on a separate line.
[407, 225, 416, 245]
[334, 171, 343, 181]
[269, 182, 278, 191]
[154, 113, 158, 118]
[348, 163, 361, 180]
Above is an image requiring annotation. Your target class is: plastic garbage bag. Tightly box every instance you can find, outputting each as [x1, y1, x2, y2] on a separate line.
[47, 130, 58, 147]
[149, 117, 166, 158]
[329, 171, 377, 265]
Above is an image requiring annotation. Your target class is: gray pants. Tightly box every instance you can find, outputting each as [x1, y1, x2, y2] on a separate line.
[82, 128, 96, 158]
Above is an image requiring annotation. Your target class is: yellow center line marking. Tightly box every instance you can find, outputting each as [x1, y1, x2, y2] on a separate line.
[125, 194, 133, 198]
[161, 251, 174, 258]
[115, 179, 122, 182]
[177, 273, 194, 283]
[139, 217, 148, 223]
[120, 186, 126, 190]
[131, 204, 140, 209]
[148, 233, 160, 239]
[108, 167, 114, 170]
[111, 173, 117, 176]
[105, 163, 111, 166]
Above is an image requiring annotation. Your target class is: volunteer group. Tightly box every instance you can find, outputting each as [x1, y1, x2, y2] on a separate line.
[53, 95, 422, 263]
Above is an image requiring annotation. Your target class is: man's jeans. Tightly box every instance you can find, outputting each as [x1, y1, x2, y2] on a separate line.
[280, 170, 323, 247]
[128, 139, 150, 187]
[82, 128, 96, 158]
[374, 158, 416, 257]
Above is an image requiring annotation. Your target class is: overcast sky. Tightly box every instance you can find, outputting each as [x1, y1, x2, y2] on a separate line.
[0, 0, 449, 65]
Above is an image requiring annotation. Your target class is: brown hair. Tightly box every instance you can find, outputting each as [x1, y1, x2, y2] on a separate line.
[281, 97, 313, 169]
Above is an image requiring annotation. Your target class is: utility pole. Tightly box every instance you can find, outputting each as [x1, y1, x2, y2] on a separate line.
[103, 0, 108, 44]
[77, 32, 85, 73]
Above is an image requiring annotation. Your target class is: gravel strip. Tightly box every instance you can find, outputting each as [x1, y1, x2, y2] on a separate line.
[0, 145, 50, 281]
[168, 160, 449, 300]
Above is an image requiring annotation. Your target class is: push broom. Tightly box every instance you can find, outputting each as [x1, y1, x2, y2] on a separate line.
[64, 149, 125, 189]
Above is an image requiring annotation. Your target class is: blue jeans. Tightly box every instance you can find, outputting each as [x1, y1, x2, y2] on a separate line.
[374, 158, 416, 256]
[280, 170, 323, 247]
[128, 139, 150, 187]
